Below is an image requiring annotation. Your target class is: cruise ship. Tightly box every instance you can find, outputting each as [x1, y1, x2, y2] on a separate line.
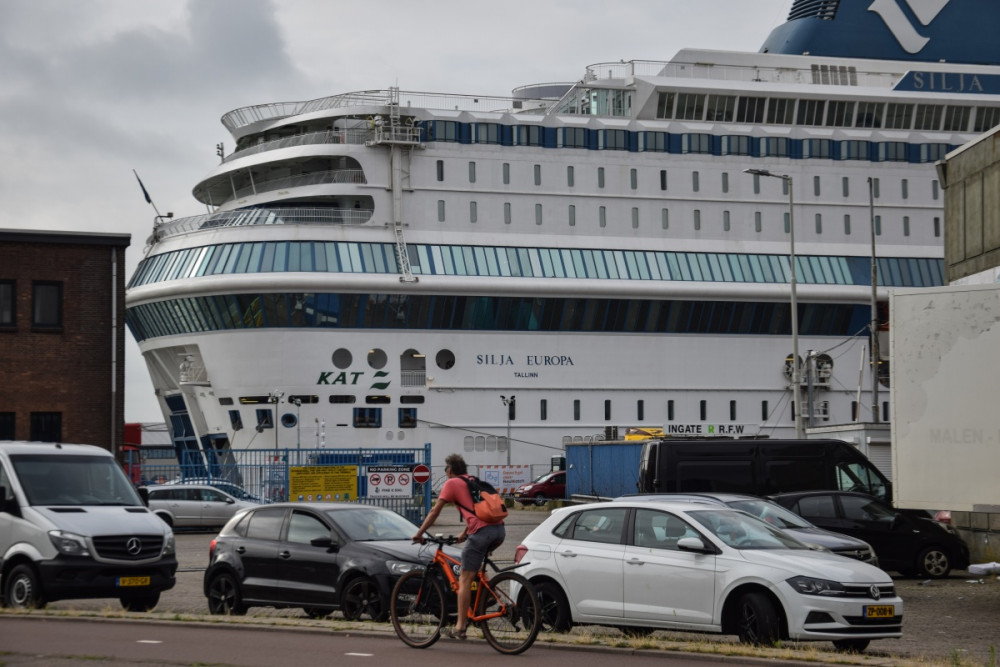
[125, 0, 1000, 473]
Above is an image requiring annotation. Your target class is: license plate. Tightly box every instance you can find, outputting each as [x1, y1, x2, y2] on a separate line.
[118, 576, 150, 587]
[865, 604, 894, 618]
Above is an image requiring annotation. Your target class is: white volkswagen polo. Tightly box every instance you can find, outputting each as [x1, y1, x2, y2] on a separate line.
[514, 500, 902, 653]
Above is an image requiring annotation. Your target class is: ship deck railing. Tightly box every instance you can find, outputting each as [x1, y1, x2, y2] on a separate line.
[225, 129, 374, 163]
[152, 207, 373, 242]
[194, 169, 367, 208]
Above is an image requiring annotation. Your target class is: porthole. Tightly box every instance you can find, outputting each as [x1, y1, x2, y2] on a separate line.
[280, 413, 298, 428]
[436, 349, 456, 370]
[332, 348, 352, 369]
[368, 348, 387, 369]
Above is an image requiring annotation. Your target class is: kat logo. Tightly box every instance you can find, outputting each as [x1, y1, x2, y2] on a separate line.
[868, 0, 949, 53]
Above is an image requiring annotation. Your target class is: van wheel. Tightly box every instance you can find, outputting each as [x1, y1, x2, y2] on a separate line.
[120, 592, 160, 612]
[206, 572, 247, 615]
[736, 591, 781, 646]
[3, 564, 45, 609]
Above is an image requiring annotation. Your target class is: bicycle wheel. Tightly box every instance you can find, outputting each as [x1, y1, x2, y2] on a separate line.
[476, 571, 541, 655]
[390, 570, 446, 648]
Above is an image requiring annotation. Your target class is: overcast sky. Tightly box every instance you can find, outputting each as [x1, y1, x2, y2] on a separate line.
[0, 0, 791, 423]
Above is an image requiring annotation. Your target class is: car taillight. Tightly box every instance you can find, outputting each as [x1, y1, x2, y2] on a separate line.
[514, 544, 528, 564]
[209, 538, 217, 559]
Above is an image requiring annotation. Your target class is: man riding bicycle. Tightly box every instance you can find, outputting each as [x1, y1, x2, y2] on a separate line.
[411, 453, 505, 640]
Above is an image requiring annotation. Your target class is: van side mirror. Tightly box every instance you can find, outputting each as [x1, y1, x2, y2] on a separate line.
[1, 486, 20, 515]
[137, 486, 150, 506]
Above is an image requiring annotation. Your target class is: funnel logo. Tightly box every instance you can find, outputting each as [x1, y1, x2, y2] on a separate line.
[869, 0, 949, 53]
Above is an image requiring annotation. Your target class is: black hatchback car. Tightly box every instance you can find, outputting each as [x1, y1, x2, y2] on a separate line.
[770, 491, 970, 579]
[203, 502, 460, 620]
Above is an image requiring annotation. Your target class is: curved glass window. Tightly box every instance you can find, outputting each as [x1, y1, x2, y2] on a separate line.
[130, 241, 943, 290]
[125, 293, 871, 343]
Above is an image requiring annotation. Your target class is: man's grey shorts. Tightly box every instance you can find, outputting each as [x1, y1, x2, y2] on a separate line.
[462, 523, 506, 571]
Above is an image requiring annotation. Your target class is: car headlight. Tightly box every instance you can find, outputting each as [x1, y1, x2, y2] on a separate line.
[48, 530, 90, 557]
[787, 576, 847, 596]
[387, 560, 425, 576]
[162, 532, 176, 556]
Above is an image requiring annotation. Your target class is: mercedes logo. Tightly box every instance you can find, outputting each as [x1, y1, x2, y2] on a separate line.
[126, 537, 143, 556]
[870, 585, 881, 601]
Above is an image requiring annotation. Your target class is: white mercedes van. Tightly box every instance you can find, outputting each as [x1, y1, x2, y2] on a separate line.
[0, 441, 177, 611]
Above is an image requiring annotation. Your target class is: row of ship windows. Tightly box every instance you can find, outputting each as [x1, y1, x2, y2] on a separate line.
[438, 201, 939, 237]
[446, 163, 938, 202]
[426, 121, 955, 163]
[215, 399, 892, 433]
[125, 293, 876, 343]
[128, 241, 943, 289]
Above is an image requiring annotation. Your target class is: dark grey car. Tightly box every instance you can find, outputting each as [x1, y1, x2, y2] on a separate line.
[615, 492, 878, 565]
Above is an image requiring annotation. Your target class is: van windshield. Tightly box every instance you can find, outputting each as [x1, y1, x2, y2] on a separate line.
[11, 454, 144, 507]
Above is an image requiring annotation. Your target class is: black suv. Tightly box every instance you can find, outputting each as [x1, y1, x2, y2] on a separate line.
[203, 502, 460, 619]
[770, 491, 970, 578]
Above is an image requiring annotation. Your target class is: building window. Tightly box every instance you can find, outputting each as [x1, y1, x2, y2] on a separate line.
[872, 178, 880, 198]
[721, 172, 729, 193]
[436, 160, 444, 181]
[604, 399, 612, 421]
[631, 207, 639, 229]
[842, 177, 849, 197]
[761, 400, 769, 421]
[255, 409, 273, 429]
[784, 211, 790, 234]
[755, 211, 762, 233]
[667, 399, 675, 421]
[723, 210, 731, 232]
[0, 280, 14, 326]
[353, 407, 382, 428]
[875, 215, 882, 236]
[901, 178, 908, 199]
[573, 399, 581, 421]
[699, 400, 707, 421]
[730, 400, 737, 420]
[932, 180, 939, 200]
[933, 217, 941, 237]
[0, 412, 14, 440]
[437, 200, 445, 222]
[660, 170, 667, 191]
[534, 164, 541, 186]
[535, 203, 543, 226]
[599, 206, 607, 228]
[903, 216, 910, 237]
[844, 214, 851, 235]
[30, 412, 62, 442]
[693, 209, 701, 231]
[228, 410, 243, 431]
[637, 400, 644, 421]
[567, 165, 574, 187]
[470, 201, 477, 223]
[504, 202, 511, 225]
[398, 408, 417, 428]
[630, 168, 638, 190]
[815, 213, 823, 234]
[568, 204, 576, 227]
[661, 209, 669, 230]
[692, 171, 700, 192]
[598, 167, 605, 189]
[32, 281, 62, 328]
[540, 399, 547, 421]
[813, 176, 821, 196]
[502, 163, 510, 185]
[468, 161, 476, 183]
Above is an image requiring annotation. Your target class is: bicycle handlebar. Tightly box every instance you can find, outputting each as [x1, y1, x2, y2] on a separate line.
[419, 533, 460, 546]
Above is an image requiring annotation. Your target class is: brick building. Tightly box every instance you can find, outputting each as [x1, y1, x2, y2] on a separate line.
[0, 229, 131, 453]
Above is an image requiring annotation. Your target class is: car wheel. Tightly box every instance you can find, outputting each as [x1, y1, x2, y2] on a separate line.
[917, 546, 951, 579]
[206, 572, 247, 615]
[832, 638, 871, 653]
[2, 564, 45, 609]
[533, 495, 548, 507]
[341, 576, 387, 621]
[120, 592, 160, 612]
[735, 591, 781, 646]
[535, 580, 572, 633]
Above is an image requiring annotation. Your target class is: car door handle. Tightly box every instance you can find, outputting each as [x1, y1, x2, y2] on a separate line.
[235, 546, 245, 554]
[557, 550, 577, 558]
[279, 551, 292, 559]
[626, 558, 645, 566]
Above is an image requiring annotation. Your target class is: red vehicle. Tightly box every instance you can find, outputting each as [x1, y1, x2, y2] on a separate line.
[513, 470, 565, 506]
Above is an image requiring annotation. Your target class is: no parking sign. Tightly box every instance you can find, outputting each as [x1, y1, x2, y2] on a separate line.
[367, 466, 413, 497]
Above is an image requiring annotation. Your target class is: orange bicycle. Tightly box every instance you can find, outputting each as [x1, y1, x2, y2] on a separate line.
[390, 534, 541, 654]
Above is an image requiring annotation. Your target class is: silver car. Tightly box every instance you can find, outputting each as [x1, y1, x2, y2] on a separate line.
[146, 484, 255, 529]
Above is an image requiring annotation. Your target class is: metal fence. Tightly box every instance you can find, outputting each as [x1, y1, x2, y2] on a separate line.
[135, 445, 432, 524]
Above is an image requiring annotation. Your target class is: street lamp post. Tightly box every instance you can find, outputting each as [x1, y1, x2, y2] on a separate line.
[500, 395, 515, 466]
[744, 169, 804, 438]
